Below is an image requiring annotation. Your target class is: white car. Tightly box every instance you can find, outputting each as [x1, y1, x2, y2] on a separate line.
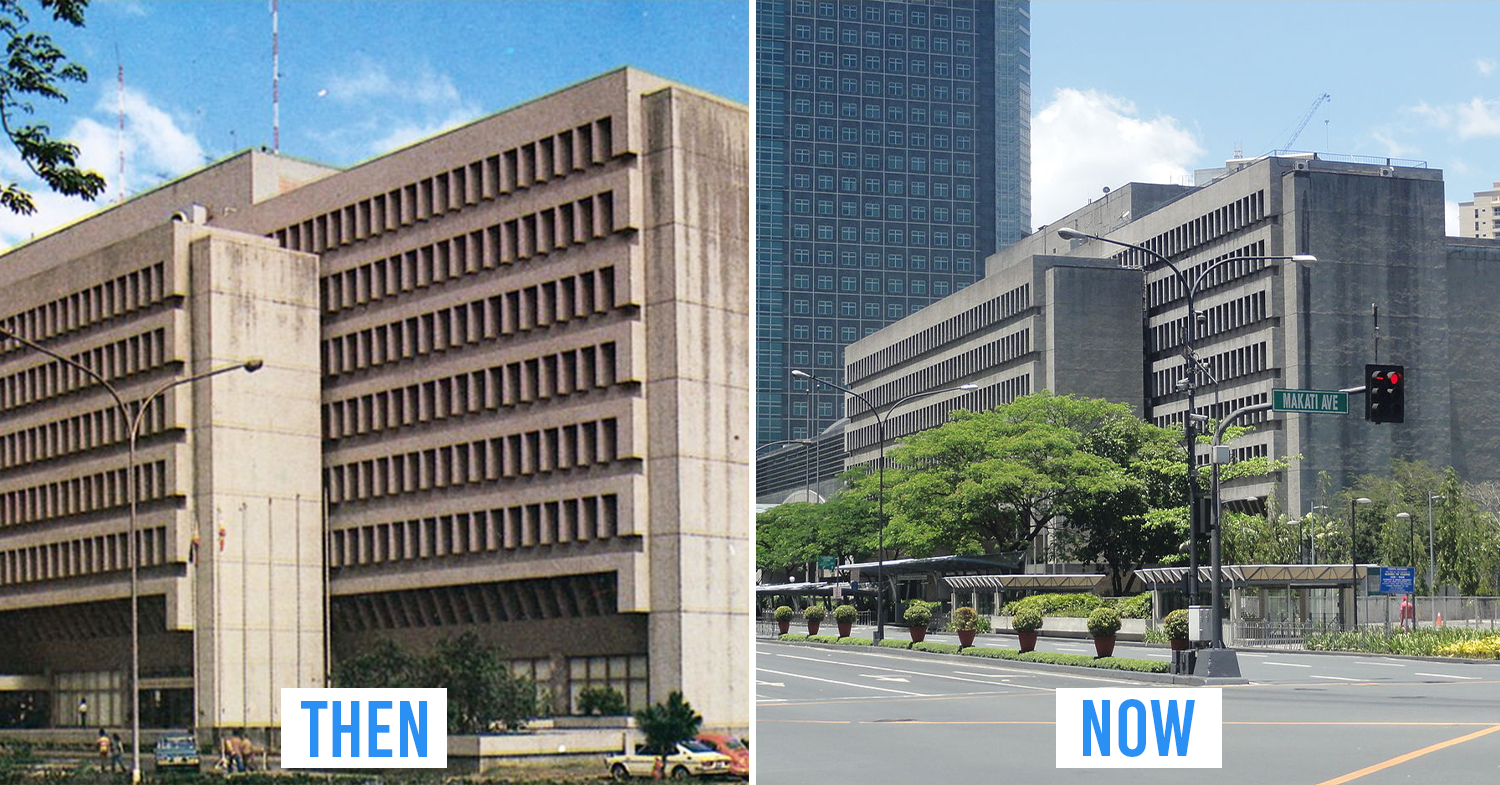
[607, 740, 733, 780]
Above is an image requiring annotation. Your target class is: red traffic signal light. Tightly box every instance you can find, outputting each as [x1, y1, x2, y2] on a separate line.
[1365, 363, 1405, 424]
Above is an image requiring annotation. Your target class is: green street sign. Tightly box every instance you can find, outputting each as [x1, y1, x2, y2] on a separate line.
[1272, 388, 1349, 415]
[818, 556, 837, 571]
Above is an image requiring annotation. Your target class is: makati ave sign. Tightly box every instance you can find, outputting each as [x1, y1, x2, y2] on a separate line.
[1271, 388, 1349, 415]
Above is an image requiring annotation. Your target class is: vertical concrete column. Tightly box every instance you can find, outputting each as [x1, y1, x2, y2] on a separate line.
[639, 86, 749, 730]
[188, 229, 324, 730]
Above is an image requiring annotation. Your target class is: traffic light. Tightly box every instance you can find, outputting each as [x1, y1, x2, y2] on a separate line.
[1365, 363, 1405, 423]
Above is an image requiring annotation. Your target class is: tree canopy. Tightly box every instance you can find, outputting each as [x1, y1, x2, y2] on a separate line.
[1, 0, 106, 215]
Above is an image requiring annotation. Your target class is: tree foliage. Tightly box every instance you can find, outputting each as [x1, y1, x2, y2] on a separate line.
[1, 0, 106, 215]
[332, 632, 539, 733]
[634, 691, 702, 753]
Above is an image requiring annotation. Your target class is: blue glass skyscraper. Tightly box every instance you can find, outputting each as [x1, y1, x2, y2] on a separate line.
[756, 0, 1031, 445]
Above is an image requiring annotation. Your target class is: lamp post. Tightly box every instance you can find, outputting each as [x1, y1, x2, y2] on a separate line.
[792, 370, 976, 642]
[1288, 516, 1307, 564]
[1057, 227, 1315, 658]
[1427, 494, 1444, 592]
[0, 324, 260, 783]
[1309, 505, 1329, 563]
[1350, 497, 1372, 629]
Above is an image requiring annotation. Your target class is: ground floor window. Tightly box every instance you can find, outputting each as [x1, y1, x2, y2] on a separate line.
[55, 670, 123, 728]
[567, 655, 647, 713]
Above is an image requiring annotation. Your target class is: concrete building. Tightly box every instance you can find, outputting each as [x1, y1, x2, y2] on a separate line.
[0, 68, 749, 732]
[755, 0, 1032, 446]
[844, 154, 1500, 553]
[1458, 181, 1500, 239]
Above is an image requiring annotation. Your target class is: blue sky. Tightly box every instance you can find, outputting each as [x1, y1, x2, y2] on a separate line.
[1029, 1, 1500, 231]
[1, 0, 749, 247]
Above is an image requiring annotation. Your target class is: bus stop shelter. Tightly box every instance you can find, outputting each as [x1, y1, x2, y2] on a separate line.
[941, 574, 1108, 616]
[1134, 564, 1373, 644]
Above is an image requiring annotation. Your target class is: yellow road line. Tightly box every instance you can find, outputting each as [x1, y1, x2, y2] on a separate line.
[1313, 724, 1500, 785]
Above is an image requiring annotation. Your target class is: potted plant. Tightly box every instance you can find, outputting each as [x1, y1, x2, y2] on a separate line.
[833, 604, 858, 637]
[951, 606, 982, 647]
[1163, 609, 1190, 651]
[1011, 606, 1043, 653]
[904, 603, 932, 643]
[1087, 606, 1122, 658]
[803, 604, 826, 635]
[774, 605, 794, 635]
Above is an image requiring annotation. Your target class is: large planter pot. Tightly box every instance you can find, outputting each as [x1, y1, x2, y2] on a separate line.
[838, 621, 853, 638]
[957, 629, 977, 647]
[1093, 635, 1117, 658]
[1017, 631, 1038, 653]
[807, 620, 821, 635]
[1169, 637, 1189, 651]
[777, 620, 790, 635]
[909, 625, 927, 643]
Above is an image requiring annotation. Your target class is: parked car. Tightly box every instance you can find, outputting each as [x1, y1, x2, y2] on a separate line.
[695, 733, 748, 778]
[153, 731, 200, 771]
[607, 739, 733, 780]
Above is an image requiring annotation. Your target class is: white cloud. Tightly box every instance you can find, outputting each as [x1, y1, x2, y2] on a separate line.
[1030, 88, 1204, 229]
[1, 86, 206, 250]
[1447, 199, 1460, 236]
[1371, 130, 1414, 158]
[1407, 96, 1500, 138]
[1478, 58, 1497, 77]
[312, 57, 479, 158]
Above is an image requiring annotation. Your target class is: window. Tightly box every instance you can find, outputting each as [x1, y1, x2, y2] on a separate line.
[841, 301, 857, 316]
[817, 225, 834, 240]
[818, 51, 835, 66]
[794, 24, 811, 39]
[816, 275, 833, 290]
[792, 300, 810, 314]
[817, 200, 834, 215]
[888, 303, 904, 318]
[840, 226, 856, 240]
[887, 254, 903, 268]
[841, 326, 857, 341]
[792, 325, 810, 339]
[910, 255, 926, 269]
[864, 303, 880, 317]
[864, 278, 880, 293]
[864, 202, 879, 218]
[792, 274, 810, 289]
[840, 251, 856, 267]
[816, 351, 834, 366]
[793, 224, 810, 238]
[887, 279, 904, 293]
[816, 300, 833, 315]
[793, 198, 810, 214]
[792, 350, 810, 364]
[887, 204, 904, 219]
[817, 175, 834, 190]
[934, 281, 950, 295]
[817, 325, 833, 340]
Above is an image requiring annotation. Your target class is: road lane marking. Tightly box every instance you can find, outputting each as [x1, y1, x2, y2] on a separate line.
[1414, 672, 1482, 680]
[1353, 660, 1407, 667]
[1310, 675, 1363, 681]
[757, 680, 785, 687]
[952, 671, 1028, 679]
[755, 667, 928, 696]
[1264, 661, 1312, 667]
[859, 674, 911, 682]
[1313, 724, 1500, 785]
[764, 649, 1127, 688]
[1239, 652, 1268, 657]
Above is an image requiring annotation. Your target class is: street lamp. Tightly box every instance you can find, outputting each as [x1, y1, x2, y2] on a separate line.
[1350, 497, 1372, 629]
[1427, 494, 1444, 591]
[1308, 505, 1329, 563]
[792, 369, 977, 642]
[0, 324, 260, 783]
[1057, 227, 1315, 659]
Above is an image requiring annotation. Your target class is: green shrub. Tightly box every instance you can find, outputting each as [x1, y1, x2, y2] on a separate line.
[577, 686, 628, 715]
[807, 634, 840, 644]
[1142, 626, 1169, 645]
[878, 639, 913, 649]
[1002, 592, 1102, 618]
[903, 603, 933, 627]
[912, 642, 962, 654]
[804, 605, 827, 622]
[959, 647, 1167, 673]
[946, 606, 986, 633]
[1163, 609, 1190, 640]
[836, 636, 874, 646]
[1011, 607, 1043, 633]
[1086, 607, 1122, 637]
[1105, 593, 1154, 619]
[778, 633, 809, 642]
[774, 605, 794, 622]
[833, 604, 858, 623]
[1304, 627, 1495, 656]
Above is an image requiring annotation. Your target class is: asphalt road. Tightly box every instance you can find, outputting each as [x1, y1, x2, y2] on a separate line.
[755, 637, 1500, 785]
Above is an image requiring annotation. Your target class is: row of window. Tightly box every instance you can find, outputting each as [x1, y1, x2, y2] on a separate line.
[322, 266, 619, 378]
[1152, 392, 1271, 431]
[0, 328, 169, 414]
[1112, 191, 1268, 275]
[790, 24, 974, 53]
[847, 374, 1033, 452]
[0, 263, 168, 361]
[789, 123, 975, 149]
[787, 98, 974, 126]
[785, 0, 976, 30]
[781, 74, 973, 103]
[788, 273, 953, 294]
[1151, 342, 1269, 399]
[0, 402, 166, 472]
[864, 328, 1031, 409]
[0, 526, 166, 587]
[323, 342, 622, 442]
[789, 149, 975, 178]
[329, 574, 620, 634]
[849, 283, 1031, 383]
[329, 494, 621, 568]
[787, 222, 975, 246]
[781, 294, 943, 320]
[785, 247, 972, 271]
[0, 459, 168, 528]
[274, 118, 615, 255]
[1146, 242, 1270, 311]
[323, 419, 624, 506]
[789, 48, 977, 79]
[319, 192, 618, 316]
[1150, 290, 1270, 354]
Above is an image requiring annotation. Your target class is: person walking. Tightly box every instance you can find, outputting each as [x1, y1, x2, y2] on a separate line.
[1399, 594, 1416, 631]
[110, 733, 125, 774]
[95, 728, 111, 771]
[77, 697, 88, 728]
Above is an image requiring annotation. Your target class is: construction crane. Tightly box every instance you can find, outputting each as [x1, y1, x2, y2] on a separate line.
[1280, 93, 1331, 151]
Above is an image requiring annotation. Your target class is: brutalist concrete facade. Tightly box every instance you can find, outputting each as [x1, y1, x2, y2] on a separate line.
[845, 155, 1500, 528]
[0, 68, 748, 731]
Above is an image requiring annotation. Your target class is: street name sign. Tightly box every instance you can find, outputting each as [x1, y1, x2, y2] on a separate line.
[1272, 389, 1349, 414]
[818, 556, 837, 571]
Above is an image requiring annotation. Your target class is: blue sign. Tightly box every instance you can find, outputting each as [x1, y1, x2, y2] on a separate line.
[1379, 567, 1415, 594]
